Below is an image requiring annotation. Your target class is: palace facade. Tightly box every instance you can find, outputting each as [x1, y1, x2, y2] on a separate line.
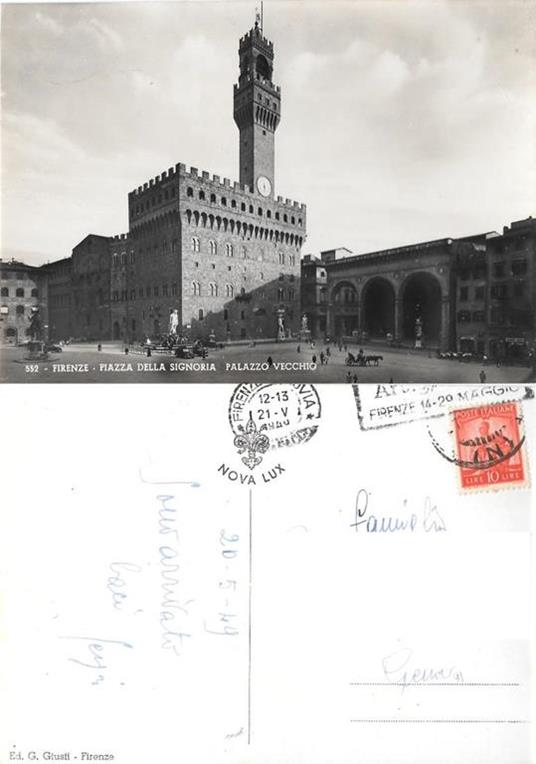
[9, 18, 306, 345]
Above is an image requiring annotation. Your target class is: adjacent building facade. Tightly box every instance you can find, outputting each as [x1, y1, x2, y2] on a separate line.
[301, 217, 536, 359]
[0, 260, 40, 344]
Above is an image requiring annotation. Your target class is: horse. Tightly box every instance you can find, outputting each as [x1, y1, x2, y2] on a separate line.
[365, 354, 383, 366]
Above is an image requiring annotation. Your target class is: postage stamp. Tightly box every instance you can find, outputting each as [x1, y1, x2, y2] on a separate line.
[448, 402, 528, 491]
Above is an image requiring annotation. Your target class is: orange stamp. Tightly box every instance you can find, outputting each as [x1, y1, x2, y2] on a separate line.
[453, 402, 528, 491]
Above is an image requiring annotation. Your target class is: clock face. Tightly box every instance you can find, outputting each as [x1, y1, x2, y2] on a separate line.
[257, 175, 272, 197]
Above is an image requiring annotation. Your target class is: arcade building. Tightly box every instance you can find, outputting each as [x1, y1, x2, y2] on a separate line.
[36, 17, 306, 345]
[301, 216, 536, 360]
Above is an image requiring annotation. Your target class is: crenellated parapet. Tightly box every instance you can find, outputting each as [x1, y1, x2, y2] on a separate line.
[239, 27, 274, 53]
[128, 162, 306, 232]
[129, 163, 304, 209]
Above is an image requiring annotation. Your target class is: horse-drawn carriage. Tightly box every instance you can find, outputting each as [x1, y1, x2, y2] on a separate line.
[345, 351, 383, 367]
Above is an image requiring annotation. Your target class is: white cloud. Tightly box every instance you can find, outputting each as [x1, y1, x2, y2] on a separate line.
[87, 17, 124, 53]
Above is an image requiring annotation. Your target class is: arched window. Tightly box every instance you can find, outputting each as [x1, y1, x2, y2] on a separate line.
[256, 54, 271, 80]
[210, 193, 216, 203]
[198, 308, 204, 321]
[333, 282, 358, 304]
[221, 197, 227, 206]
[1, 287, 8, 297]
[199, 190, 206, 201]
[226, 243, 234, 258]
[187, 187, 194, 197]
[278, 252, 285, 265]
[16, 287, 24, 297]
[242, 246, 248, 259]
[16, 304, 25, 315]
[226, 284, 234, 298]
[209, 240, 217, 256]
[192, 281, 201, 296]
[191, 237, 200, 252]
[31, 288, 38, 297]
[113, 254, 118, 267]
[209, 282, 218, 297]
[121, 252, 126, 265]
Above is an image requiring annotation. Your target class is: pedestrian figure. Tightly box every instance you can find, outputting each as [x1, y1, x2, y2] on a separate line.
[479, 369, 487, 383]
[326, 346, 331, 357]
[267, 356, 273, 368]
[97, 343, 102, 352]
[352, 374, 358, 384]
[320, 351, 325, 365]
[312, 354, 317, 365]
[346, 371, 352, 383]
[297, 344, 301, 353]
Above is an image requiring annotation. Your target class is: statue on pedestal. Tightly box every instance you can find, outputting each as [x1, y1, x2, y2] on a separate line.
[277, 312, 286, 341]
[299, 313, 312, 343]
[26, 307, 47, 359]
[168, 308, 179, 335]
[28, 307, 42, 342]
[415, 315, 423, 349]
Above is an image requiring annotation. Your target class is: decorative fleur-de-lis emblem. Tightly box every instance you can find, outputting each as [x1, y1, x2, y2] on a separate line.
[233, 412, 270, 470]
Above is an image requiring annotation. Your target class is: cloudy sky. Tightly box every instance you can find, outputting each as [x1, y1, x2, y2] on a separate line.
[2, 0, 535, 266]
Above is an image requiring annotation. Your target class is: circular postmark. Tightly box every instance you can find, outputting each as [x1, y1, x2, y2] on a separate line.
[229, 383, 321, 469]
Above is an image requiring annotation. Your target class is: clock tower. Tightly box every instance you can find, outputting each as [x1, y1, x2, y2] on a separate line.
[233, 16, 281, 197]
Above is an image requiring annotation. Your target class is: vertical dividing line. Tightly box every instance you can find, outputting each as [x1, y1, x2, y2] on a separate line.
[247, 487, 253, 745]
